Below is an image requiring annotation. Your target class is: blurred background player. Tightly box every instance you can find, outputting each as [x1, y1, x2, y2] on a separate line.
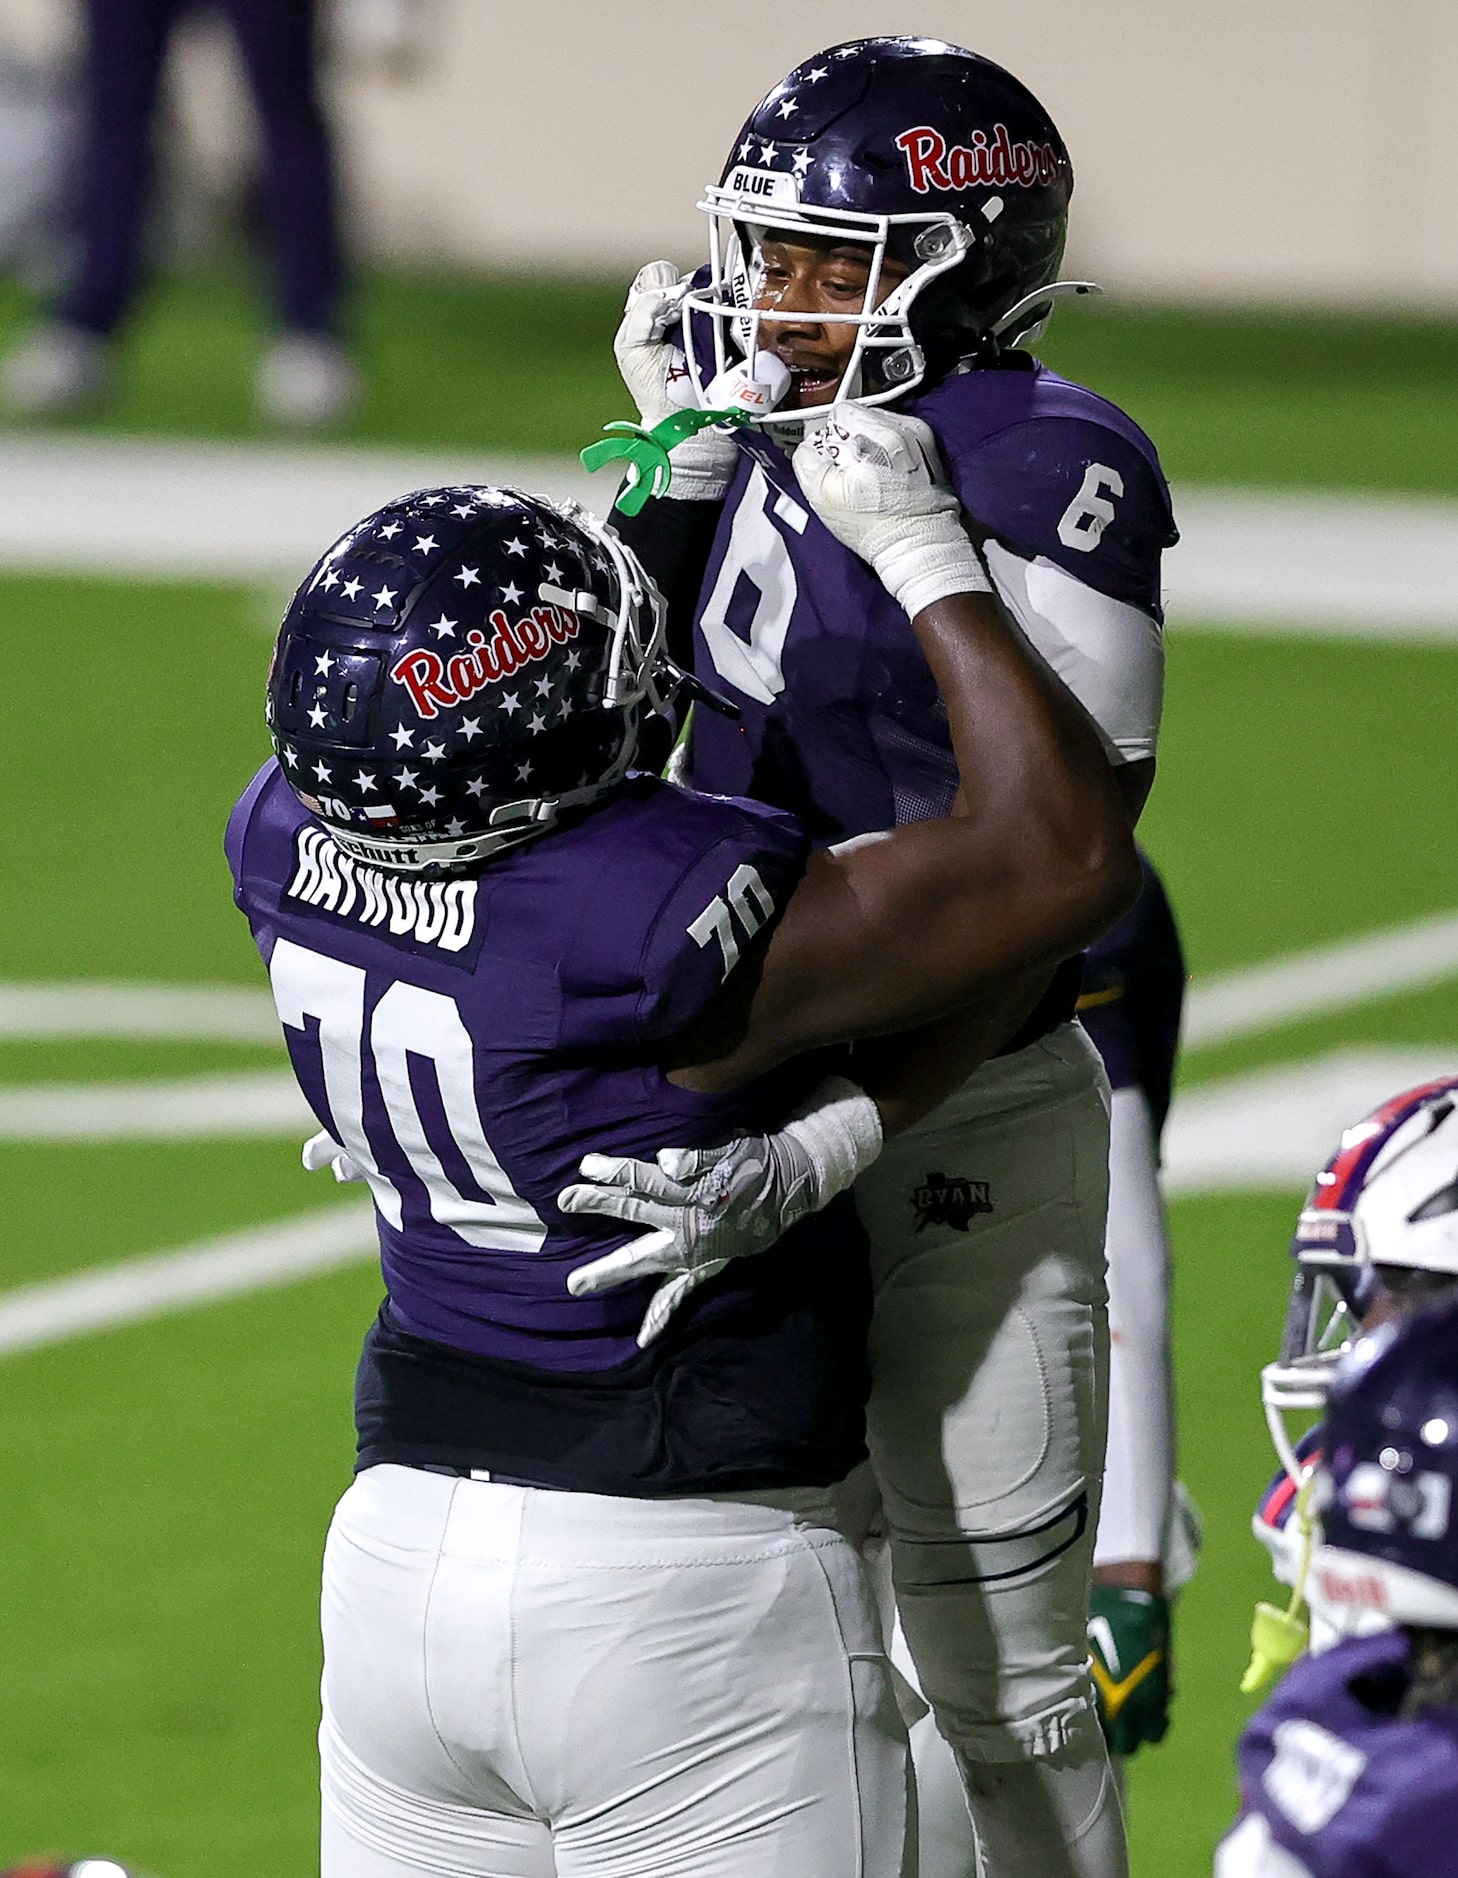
[1, 0, 355, 427]
[1217, 1293, 1458, 1878]
[1080, 856, 1192, 1764]
[1249, 1077, 1458, 1688]
[577, 36, 1177, 1878]
[236, 438, 1137, 1874]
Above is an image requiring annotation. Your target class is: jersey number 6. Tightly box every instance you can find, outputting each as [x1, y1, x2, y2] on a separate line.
[698, 465, 809, 705]
[1057, 463, 1124, 554]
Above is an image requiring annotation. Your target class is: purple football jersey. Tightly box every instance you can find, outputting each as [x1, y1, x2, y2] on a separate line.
[1230, 1628, 1458, 1876]
[687, 358, 1177, 843]
[227, 761, 873, 1493]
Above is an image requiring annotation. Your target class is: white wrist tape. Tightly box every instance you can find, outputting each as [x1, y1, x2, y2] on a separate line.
[868, 513, 992, 618]
[782, 1074, 884, 1213]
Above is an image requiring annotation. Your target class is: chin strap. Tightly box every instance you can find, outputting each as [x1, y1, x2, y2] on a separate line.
[1241, 1473, 1317, 1695]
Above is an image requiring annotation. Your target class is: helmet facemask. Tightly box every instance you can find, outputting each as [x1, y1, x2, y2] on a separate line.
[681, 190, 982, 427]
[1262, 1261, 1367, 1488]
[1261, 1077, 1458, 1489]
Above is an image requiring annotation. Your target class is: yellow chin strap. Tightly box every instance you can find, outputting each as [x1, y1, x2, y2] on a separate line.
[1241, 1474, 1317, 1695]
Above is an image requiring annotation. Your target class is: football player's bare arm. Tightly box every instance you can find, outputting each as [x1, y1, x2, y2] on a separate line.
[561, 567, 1134, 1341]
[845, 972, 1054, 1135]
[839, 749, 1150, 1130]
[670, 577, 1138, 1093]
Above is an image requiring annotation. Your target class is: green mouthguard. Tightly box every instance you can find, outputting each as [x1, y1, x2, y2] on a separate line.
[580, 408, 748, 516]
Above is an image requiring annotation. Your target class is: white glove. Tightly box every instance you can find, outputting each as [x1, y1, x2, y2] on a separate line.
[792, 403, 990, 617]
[615, 261, 736, 500]
[558, 1076, 883, 1347]
[302, 1128, 365, 1184]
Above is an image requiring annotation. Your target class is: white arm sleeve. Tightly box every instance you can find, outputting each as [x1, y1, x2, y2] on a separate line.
[1094, 1084, 1176, 1568]
[985, 539, 1165, 765]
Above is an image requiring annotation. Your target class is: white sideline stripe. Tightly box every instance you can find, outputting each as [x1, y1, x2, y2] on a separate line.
[1, 1043, 1455, 1350]
[1167, 489, 1458, 637]
[0, 1070, 312, 1140]
[0, 980, 279, 1042]
[0, 432, 603, 580]
[0, 433, 1457, 635]
[0, 1202, 377, 1358]
[1163, 1046, 1458, 1195]
[1183, 909, 1458, 1048]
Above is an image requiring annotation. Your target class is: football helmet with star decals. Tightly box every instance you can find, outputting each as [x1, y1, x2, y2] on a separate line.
[681, 35, 1082, 422]
[267, 486, 679, 872]
[1262, 1077, 1458, 1488]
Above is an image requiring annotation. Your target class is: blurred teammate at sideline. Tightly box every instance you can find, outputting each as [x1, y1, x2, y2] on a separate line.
[1, 0, 355, 427]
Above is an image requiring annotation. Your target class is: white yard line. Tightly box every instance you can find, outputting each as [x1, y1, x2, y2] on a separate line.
[0, 432, 602, 580]
[0, 1069, 311, 1140]
[1182, 909, 1458, 1049]
[1166, 489, 1458, 637]
[6, 906, 1457, 1064]
[4, 1040, 1454, 1355]
[0, 980, 278, 1041]
[0, 907, 1455, 1345]
[0, 1201, 376, 1359]
[1163, 1045, 1458, 1195]
[1, 431, 1457, 635]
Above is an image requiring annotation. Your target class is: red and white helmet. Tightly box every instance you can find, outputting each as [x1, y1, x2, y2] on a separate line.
[1262, 1077, 1458, 1487]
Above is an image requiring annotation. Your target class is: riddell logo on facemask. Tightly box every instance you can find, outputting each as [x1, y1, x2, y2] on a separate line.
[895, 123, 1063, 193]
[390, 605, 579, 719]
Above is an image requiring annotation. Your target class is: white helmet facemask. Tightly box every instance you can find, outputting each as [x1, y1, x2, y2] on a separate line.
[680, 182, 981, 428]
[1261, 1263, 1361, 1489]
[1261, 1077, 1458, 1489]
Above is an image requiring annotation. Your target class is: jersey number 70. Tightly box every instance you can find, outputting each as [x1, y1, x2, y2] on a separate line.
[269, 937, 546, 1253]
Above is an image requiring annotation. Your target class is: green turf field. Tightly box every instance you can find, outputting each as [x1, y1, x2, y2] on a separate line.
[1, 273, 1456, 1875]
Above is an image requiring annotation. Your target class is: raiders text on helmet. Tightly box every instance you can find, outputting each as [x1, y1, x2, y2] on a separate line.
[681, 36, 1082, 422]
[267, 487, 676, 872]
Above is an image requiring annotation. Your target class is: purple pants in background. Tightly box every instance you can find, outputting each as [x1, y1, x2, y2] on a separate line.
[59, 0, 343, 336]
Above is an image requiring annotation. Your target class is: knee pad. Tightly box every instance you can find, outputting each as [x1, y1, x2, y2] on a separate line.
[894, 1493, 1090, 1589]
[891, 1492, 1100, 1763]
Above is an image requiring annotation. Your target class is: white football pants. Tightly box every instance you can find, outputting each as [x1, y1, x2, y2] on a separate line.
[319, 1463, 910, 1878]
[850, 1021, 1127, 1878]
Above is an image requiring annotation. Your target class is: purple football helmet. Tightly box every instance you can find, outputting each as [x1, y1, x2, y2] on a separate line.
[267, 486, 677, 872]
[1313, 1297, 1458, 1632]
[681, 36, 1083, 421]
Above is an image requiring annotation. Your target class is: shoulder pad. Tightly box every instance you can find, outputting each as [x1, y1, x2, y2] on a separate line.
[557, 781, 809, 1046]
[225, 758, 287, 902]
[915, 368, 1177, 613]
